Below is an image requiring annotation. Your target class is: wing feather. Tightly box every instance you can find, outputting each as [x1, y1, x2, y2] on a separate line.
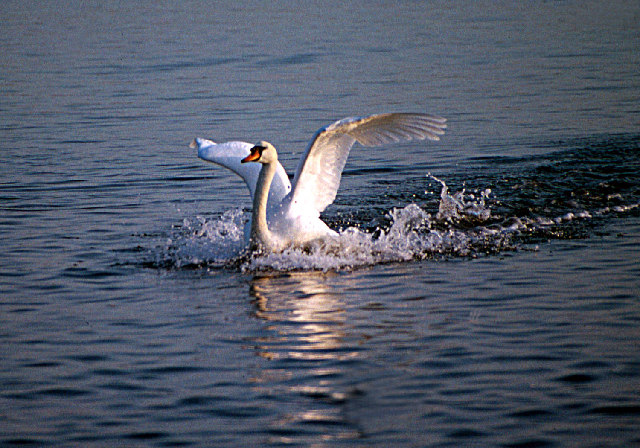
[193, 138, 292, 214]
[286, 113, 446, 217]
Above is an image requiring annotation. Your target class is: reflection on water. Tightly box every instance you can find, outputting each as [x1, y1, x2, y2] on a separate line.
[251, 273, 349, 360]
[248, 273, 363, 443]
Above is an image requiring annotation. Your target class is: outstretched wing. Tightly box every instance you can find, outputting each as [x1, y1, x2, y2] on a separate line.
[286, 113, 446, 217]
[192, 138, 292, 213]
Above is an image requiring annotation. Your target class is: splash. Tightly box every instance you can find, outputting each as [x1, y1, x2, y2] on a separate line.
[152, 209, 246, 269]
[245, 202, 504, 272]
[428, 173, 492, 222]
[151, 176, 523, 272]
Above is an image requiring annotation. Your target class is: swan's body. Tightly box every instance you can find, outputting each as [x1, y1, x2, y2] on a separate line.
[191, 113, 446, 252]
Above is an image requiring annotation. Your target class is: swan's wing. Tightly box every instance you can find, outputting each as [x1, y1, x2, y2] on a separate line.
[192, 138, 291, 211]
[286, 113, 446, 217]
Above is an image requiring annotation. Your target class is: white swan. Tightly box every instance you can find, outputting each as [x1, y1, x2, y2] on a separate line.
[191, 113, 446, 252]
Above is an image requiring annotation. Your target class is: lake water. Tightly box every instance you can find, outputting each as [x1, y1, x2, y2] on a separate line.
[1, 1, 640, 446]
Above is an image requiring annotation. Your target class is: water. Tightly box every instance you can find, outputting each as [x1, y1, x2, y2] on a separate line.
[1, 1, 640, 446]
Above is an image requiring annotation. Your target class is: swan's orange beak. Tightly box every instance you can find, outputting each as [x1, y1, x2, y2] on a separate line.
[241, 146, 262, 163]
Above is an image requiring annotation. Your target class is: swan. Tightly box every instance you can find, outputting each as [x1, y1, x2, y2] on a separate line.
[191, 113, 446, 252]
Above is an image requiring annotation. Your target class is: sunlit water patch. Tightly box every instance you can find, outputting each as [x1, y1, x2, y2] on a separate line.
[148, 133, 640, 272]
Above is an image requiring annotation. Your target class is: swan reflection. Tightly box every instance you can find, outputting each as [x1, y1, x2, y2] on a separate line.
[250, 272, 358, 360]
[247, 272, 363, 443]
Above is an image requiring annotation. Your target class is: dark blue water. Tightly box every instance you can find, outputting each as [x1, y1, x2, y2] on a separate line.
[1, 1, 640, 446]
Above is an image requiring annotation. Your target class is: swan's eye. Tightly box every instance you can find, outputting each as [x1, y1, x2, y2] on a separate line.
[253, 145, 266, 156]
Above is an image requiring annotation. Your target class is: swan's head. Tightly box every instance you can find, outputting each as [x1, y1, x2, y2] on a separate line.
[241, 141, 278, 164]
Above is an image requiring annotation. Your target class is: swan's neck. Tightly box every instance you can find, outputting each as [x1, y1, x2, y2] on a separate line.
[250, 161, 277, 252]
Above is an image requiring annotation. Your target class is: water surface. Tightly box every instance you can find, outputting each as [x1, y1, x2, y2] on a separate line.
[1, 1, 639, 447]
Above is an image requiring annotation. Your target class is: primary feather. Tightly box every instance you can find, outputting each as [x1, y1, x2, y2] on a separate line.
[288, 113, 447, 217]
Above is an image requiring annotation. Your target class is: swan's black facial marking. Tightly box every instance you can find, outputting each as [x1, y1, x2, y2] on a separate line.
[252, 145, 266, 156]
[241, 145, 265, 163]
